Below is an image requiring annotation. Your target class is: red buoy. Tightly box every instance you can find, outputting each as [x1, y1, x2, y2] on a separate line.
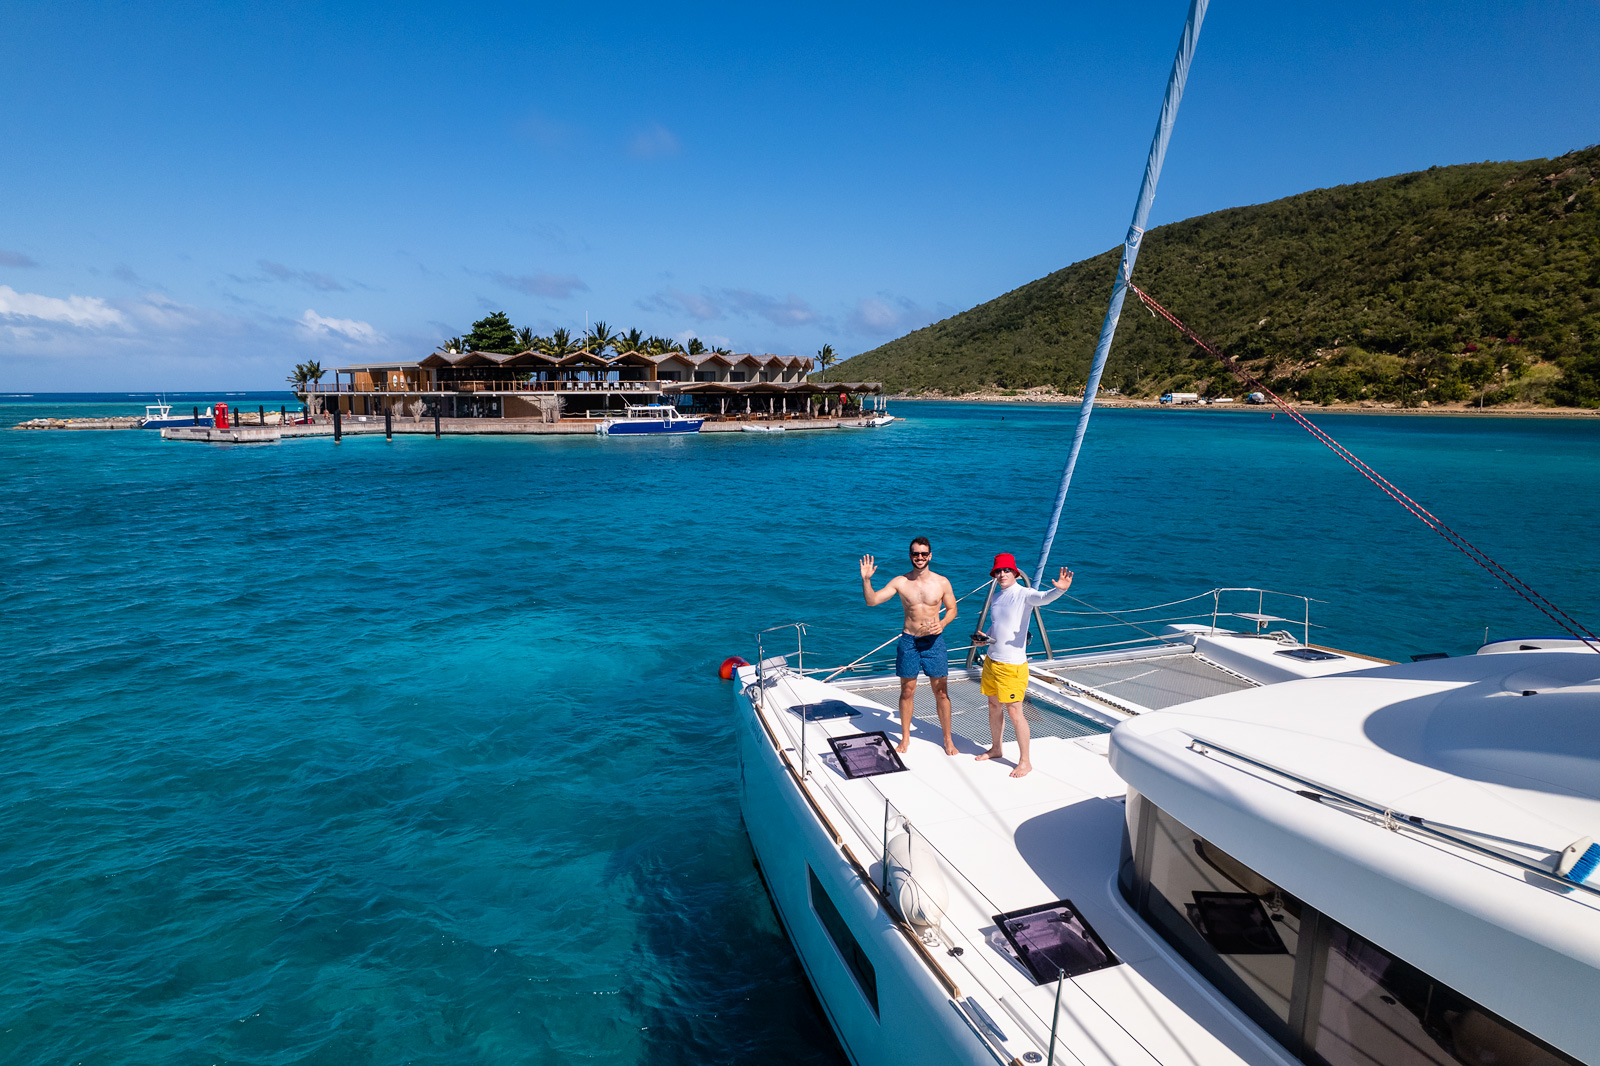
[718, 656, 749, 680]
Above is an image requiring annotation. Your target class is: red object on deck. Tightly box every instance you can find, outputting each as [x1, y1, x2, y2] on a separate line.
[718, 656, 748, 680]
[215, 403, 230, 429]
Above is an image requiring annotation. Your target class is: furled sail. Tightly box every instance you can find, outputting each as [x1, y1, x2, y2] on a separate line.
[1033, 0, 1210, 585]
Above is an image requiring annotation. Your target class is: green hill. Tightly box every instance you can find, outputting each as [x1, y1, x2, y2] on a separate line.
[831, 146, 1600, 407]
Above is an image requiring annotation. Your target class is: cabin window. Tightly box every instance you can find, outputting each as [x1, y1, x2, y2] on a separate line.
[809, 866, 878, 1015]
[728, 371, 746, 382]
[1313, 925, 1568, 1066]
[658, 370, 681, 381]
[1133, 801, 1306, 1046]
[694, 371, 717, 382]
[1121, 793, 1578, 1066]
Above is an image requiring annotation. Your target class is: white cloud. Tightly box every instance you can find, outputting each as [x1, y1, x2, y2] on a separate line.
[638, 287, 721, 321]
[723, 288, 820, 328]
[0, 285, 124, 328]
[492, 270, 589, 300]
[298, 308, 381, 344]
[847, 294, 945, 337]
[258, 260, 347, 292]
[628, 122, 681, 159]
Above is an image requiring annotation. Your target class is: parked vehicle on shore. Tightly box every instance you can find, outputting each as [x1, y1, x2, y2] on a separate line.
[1160, 392, 1200, 404]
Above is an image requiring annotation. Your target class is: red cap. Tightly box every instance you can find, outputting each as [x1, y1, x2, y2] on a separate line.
[990, 552, 1020, 576]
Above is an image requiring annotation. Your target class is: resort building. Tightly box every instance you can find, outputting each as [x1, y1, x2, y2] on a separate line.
[307, 350, 882, 421]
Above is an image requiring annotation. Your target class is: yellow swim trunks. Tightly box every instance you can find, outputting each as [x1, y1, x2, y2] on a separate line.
[980, 657, 1030, 704]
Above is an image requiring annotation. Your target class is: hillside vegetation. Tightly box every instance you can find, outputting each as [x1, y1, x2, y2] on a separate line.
[832, 146, 1600, 407]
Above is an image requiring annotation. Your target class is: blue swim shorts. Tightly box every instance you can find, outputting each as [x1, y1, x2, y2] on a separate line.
[896, 632, 949, 679]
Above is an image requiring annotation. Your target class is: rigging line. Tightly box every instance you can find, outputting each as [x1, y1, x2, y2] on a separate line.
[1127, 282, 1600, 652]
[1055, 592, 1187, 648]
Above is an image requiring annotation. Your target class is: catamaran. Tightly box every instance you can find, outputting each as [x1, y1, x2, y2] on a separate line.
[734, 2, 1599, 1065]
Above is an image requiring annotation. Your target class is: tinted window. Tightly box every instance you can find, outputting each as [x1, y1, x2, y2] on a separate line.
[1315, 925, 1569, 1066]
[1137, 803, 1306, 1043]
[809, 867, 878, 1014]
[1122, 794, 1580, 1066]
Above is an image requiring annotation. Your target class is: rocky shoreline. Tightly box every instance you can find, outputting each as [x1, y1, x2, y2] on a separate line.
[891, 387, 1600, 417]
[15, 417, 145, 430]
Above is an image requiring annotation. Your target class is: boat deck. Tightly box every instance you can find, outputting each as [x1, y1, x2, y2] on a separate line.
[740, 632, 1388, 1066]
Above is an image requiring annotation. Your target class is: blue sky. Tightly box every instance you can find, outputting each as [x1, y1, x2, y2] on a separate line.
[1, 0, 1595, 391]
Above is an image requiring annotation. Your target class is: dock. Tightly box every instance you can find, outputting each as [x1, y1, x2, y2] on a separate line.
[156, 416, 872, 443]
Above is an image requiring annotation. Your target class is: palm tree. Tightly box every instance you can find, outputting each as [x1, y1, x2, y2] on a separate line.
[711, 345, 732, 356]
[441, 336, 464, 354]
[816, 343, 838, 381]
[285, 359, 326, 391]
[585, 320, 619, 358]
[618, 328, 646, 354]
[515, 326, 536, 351]
[541, 328, 580, 357]
[686, 337, 707, 356]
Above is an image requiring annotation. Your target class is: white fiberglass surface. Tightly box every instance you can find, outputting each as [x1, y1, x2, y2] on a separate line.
[752, 668, 1303, 1066]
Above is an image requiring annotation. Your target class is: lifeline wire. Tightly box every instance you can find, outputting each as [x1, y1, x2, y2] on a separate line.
[1128, 281, 1600, 652]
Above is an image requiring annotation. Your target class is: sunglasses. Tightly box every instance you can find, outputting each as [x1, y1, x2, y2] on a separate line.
[910, 551, 931, 558]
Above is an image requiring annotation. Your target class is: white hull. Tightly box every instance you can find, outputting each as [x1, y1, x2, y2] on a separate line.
[737, 684, 997, 1065]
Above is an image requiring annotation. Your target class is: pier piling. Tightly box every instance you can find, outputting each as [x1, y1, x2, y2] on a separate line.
[333, 408, 342, 443]
[434, 407, 440, 439]
[192, 406, 200, 426]
[385, 409, 392, 441]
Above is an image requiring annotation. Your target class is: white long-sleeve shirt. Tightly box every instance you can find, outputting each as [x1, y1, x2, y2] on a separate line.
[984, 583, 1064, 664]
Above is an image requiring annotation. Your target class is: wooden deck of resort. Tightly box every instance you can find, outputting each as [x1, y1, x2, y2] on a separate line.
[159, 416, 870, 442]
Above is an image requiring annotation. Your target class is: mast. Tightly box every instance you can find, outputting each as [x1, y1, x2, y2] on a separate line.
[1031, 0, 1209, 585]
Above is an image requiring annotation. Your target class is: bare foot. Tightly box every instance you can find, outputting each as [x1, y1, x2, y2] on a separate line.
[974, 748, 1003, 762]
[896, 738, 911, 754]
[1010, 761, 1033, 779]
[943, 738, 959, 756]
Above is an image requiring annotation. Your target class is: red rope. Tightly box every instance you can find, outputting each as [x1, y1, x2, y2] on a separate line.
[1128, 283, 1600, 651]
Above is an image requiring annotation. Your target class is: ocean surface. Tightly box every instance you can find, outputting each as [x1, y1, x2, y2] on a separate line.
[3, 394, 1598, 1065]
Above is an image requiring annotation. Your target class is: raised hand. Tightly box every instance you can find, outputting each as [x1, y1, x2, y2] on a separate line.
[1053, 567, 1074, 591]
[860, 554, 877, 579]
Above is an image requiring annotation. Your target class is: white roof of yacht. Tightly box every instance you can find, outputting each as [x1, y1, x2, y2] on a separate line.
[1111, 650, 1600, 1057]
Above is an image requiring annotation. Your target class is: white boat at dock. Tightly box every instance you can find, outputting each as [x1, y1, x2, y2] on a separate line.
[595, 403, 704, 436]
[139, 402, 212, 429]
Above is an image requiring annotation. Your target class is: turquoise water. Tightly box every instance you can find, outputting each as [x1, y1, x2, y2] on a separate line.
[3, 396, 1599, 1064]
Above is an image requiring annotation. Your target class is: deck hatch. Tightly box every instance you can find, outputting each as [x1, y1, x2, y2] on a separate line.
[787, 699, 862, 721]
[1275, 648, 1343, 662]
[827, 732, 906, 779]
[994, 899, 1119, 984]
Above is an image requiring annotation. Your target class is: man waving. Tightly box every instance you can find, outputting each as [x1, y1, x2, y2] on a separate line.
[860, 537, 959, 754]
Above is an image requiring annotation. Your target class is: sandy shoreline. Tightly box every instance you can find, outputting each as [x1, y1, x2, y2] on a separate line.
[889, 391, 1600, 418]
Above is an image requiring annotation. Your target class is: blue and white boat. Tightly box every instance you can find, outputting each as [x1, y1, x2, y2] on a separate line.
[596, 403, 703, 436]
[140, 402, 212, 429]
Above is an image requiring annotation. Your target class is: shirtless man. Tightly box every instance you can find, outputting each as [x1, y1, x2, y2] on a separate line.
[974, 553, 1073, 778]
[860, 537, 959, 755]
